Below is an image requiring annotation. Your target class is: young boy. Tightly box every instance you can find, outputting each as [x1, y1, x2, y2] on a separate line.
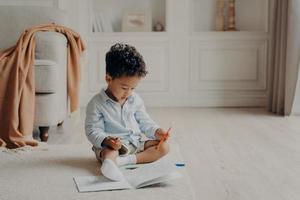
[85, 43, 170, 181]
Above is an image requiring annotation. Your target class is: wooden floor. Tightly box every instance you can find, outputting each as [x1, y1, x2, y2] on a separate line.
[43, 108, 300, 200]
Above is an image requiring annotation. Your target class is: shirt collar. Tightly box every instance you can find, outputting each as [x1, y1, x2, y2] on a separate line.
[100, 88, 113, 104]
[100, 88, 134, 105]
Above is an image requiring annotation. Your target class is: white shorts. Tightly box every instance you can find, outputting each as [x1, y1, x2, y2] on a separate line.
[92, 136, 150, 162]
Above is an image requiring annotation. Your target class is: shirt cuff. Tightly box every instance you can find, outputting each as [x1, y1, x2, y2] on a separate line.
[95, 135, 107, 149]
[148, 126, 160, 140]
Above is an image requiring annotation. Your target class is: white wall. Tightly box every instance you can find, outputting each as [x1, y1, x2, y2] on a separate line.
[76, 0, 271, 108]
[0, 0, 273, 108]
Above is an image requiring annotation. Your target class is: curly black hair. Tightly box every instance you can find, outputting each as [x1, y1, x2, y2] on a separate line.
[105, 43, 148, 79]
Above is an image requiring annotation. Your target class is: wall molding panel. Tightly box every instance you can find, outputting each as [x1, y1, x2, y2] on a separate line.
[189, 39, 268, 91]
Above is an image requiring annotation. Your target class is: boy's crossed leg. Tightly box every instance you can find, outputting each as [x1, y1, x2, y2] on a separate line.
[98, 141, 169, 181]
[136, 140, 169, 163]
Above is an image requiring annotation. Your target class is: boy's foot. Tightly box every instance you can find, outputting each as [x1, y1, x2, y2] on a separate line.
[101, 159, 124, 181]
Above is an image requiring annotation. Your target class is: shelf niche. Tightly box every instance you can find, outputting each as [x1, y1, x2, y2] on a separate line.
[90, 0, 166, 33]
[192, 0, 269, 32]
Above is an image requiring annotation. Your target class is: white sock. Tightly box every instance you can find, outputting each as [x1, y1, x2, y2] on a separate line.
[116, 154, 137, 166]
[101, 159, 124, 181]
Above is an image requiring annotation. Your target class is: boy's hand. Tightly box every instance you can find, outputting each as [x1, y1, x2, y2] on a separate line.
[103, 137, 122, 150]
[155, 128, 169, 141]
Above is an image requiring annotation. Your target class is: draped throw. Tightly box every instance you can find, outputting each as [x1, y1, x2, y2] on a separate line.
[0, 23, 86, 148]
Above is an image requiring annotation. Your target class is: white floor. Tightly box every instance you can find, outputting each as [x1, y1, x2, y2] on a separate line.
[45, 108, 300, 200]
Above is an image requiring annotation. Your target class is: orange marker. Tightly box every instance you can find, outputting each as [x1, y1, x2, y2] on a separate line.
[110, 138, 120, 150]
[156, 127, 171, 150]
[111, 138, 118, 144]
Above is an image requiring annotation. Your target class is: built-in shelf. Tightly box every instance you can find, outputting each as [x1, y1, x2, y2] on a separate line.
[90, 0, 167, 34]
[190, 31, 269, 40]
[87, 32, 169, 43]
[191, 0, 269, 33]
[78, 0, 273, 107]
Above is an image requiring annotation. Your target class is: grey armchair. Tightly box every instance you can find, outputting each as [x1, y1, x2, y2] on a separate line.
[0, 6, 68, 141]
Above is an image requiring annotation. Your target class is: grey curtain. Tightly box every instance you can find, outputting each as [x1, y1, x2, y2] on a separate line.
[268, 0, 289, 115]
[285, 0, 300, 115]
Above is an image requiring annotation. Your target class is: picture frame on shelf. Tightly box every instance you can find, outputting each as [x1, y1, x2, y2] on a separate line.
[122, 10, 152, 32]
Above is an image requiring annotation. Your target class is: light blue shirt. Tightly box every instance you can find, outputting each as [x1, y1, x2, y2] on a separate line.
[85, 89, 159, 148]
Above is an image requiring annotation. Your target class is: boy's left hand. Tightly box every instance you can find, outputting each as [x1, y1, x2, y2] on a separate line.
[155, 128, 169, 141]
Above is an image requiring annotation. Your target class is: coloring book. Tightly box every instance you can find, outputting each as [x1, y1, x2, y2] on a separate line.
[73, 156, 182, 192]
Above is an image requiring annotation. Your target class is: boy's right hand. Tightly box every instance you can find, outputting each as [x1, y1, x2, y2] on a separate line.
[155, 128, 169, 141]
[103, 137, 122, 150]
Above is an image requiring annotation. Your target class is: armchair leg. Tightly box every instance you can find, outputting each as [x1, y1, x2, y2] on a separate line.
[57, 121, 64, 127]
[39, 126, 50, 142]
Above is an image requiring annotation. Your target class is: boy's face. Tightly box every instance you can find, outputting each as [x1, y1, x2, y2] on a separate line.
[105, 75, 141, 104]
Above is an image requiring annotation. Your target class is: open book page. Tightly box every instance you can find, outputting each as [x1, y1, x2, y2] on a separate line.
[73, 175, 132, 192]
[73, 155, 182, 192]
[123, 155, 181, 188]
[136, 171, 182, 188]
